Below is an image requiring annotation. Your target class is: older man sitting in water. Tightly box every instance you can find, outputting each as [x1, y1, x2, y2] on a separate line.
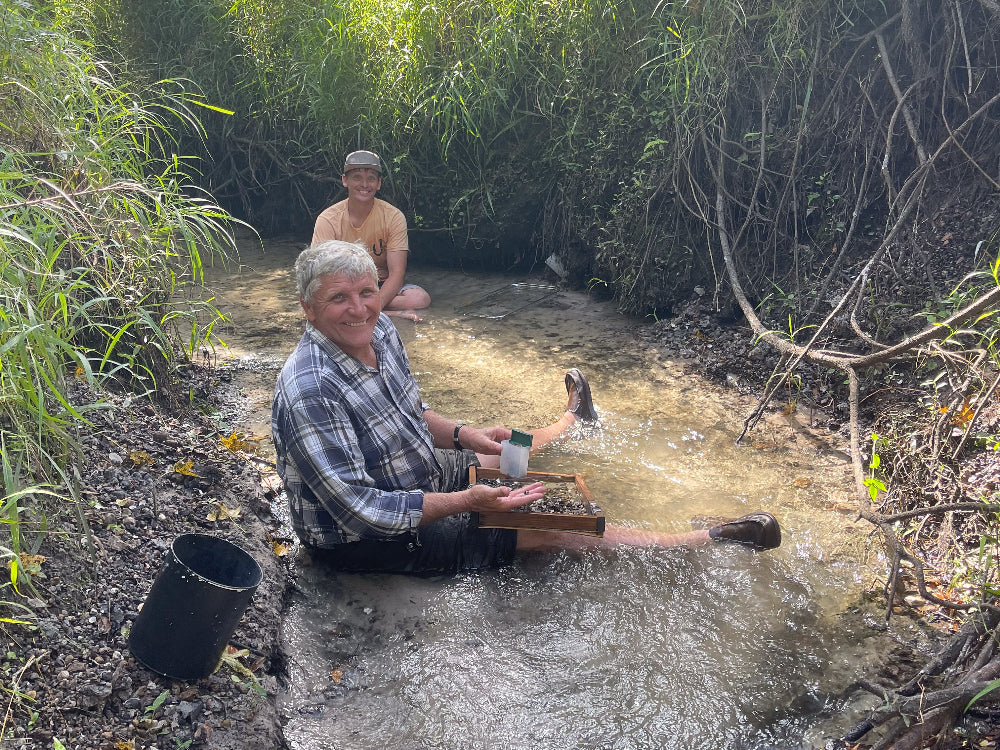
[271, 240, 782, 575]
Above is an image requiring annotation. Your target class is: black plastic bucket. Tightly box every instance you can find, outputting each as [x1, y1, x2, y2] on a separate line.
[128, 534, 263, 680]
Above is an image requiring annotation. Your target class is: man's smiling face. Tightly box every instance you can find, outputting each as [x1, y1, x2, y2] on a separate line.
[342, 168, 381, 203]
[301, 272, 381, 359]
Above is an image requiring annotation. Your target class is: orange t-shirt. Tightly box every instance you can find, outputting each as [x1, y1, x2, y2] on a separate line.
[311, 198, 408, 284]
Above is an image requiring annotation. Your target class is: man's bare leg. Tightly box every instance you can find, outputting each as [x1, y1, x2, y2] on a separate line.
[516, 526, 713, 552]
[526, 410, 577, 448]
[476, 411, 572, 468]
[515, 513, 782, 553]
[477, 369, 596, 468]
[524, 368, 598, 447]
[465, 367, 782, 553]
[385, 287, 431, 322]
[385, 309, 423, 322]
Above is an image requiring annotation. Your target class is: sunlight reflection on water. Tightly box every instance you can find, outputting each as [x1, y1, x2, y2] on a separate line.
[282, 547, 863, 750]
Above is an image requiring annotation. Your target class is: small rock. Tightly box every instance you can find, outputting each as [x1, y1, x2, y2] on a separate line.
[193, 722, 213, 743]
[177, 699, 205, 724]
[76, 682, 113, 709]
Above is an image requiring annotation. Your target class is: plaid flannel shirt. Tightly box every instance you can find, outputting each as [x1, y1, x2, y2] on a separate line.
[272, 316, 443, 548]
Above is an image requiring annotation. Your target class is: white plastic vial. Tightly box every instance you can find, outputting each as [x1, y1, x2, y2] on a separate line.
[499, 429, 533, 478]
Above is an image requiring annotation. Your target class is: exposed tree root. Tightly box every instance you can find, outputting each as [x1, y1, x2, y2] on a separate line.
[709, 21, 1000, 735]
[832, 610, 1000, 748]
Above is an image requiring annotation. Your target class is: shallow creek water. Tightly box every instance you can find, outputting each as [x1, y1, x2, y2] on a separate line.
[204, 238, 933, 750]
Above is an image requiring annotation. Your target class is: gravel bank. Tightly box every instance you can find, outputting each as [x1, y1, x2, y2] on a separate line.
[4, 365, 292, 750]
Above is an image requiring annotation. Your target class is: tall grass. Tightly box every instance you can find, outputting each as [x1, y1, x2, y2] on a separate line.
[0, 2, 240, 609]
[94, 0, 644, 249]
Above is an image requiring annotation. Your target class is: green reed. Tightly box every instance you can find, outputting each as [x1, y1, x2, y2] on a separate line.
[0, 2, 240, 605]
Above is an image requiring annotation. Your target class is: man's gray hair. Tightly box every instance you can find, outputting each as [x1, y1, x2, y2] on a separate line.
[295, 240, 378, 303]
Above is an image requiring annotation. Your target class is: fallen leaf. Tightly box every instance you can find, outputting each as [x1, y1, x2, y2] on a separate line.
[129, 450, 153, 467]
[173, 459, 203, 477]
[19, 553, 45, 575]
[206, 502, 242, 522]
[270, 539, 290, 557]
[220, 431, 262, 454]
[950, 399, 974, 426]
[331, 669, 343, 683]
[267, 533, 291, 556]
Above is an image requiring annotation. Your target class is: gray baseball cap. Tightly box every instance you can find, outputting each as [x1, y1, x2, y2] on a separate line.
[343, 150, 382, 174]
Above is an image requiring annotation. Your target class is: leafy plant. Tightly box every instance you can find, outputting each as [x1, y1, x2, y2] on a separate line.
[863, 431, 887, 504]
[219, 646, 267, 697]
[965, 678, 1000, 712]
[144, 689, 170, 715]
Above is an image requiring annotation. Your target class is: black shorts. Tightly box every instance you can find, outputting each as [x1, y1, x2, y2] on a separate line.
[305, 449, 518, 575]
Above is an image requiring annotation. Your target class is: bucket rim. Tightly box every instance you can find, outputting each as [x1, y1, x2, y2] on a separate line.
[169, 533, 264, 591]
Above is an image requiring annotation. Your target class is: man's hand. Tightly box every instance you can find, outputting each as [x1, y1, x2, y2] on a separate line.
[466, 481, 545, 512]
[420, 481, 545, 525]
[459, 425, 512, 456]
[423, 410, 515, 454]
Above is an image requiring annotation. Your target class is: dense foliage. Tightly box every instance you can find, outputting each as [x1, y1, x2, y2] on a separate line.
[90, 1, 1000, 316]
[92, 0, 831, 305]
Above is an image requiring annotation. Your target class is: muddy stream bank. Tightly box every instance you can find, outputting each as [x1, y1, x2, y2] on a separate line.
[205, 238, 939, 749]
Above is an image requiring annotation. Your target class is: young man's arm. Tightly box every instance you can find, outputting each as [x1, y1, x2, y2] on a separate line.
[379, 250, 407, 308]
[376, 203, 410, 307]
